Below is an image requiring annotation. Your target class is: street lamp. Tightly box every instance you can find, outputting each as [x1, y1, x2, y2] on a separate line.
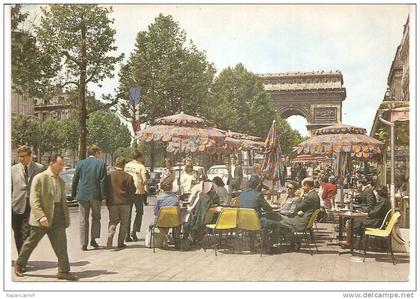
[378, 110, 395, 212]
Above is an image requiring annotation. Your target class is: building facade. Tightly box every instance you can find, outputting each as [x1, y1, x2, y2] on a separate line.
[259, 71, 346, 134]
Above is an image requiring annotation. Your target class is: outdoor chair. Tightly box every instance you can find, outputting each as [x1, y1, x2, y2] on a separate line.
[151, 207, 181, 253]
[236, 208, 264, 256]
[205, 207, 238, 256]
[293, 209, 321, 255]
[363, 211, 401, 265]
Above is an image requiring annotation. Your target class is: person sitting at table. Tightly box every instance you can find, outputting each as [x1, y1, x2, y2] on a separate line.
[185, 168, 208, 208]
[278, 177, 321, 250]
[151, 176, 179, 245]
[339, 178, 377, 247]
[212, 176, 230, 206]
[250, 163, 270, 192]
[278, 181, 301, 217]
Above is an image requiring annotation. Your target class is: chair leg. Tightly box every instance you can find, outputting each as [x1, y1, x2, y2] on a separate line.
[151, 227, 155, 253]
[388, 236, 396, 265]
[260, 231, 264, 257]
[310, 229, 318, 253]
[304, 231, 313, 256]
[363, 235, 369, 262]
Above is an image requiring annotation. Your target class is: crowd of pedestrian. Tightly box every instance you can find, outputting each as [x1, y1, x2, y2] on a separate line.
[11, 144, 394, 281]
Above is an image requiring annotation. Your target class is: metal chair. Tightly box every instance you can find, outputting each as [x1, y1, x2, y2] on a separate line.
[363, 211, 401, 265]
[294, 209, 321, 255]
[151, 206, 181, 253]
[205, 208, 238, 256]
[237, 208, 263, 256]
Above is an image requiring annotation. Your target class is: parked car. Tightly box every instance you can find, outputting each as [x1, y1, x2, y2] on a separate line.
[59, 168, 78, 207]
[207, 165, 229, 185]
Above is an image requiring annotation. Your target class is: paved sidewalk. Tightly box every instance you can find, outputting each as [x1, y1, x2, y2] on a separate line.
[11, 198, 409, 282]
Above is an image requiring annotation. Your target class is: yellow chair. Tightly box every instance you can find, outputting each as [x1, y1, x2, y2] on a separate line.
[237, 208, 263, 256]
[363, 211, 401, 265]
[151, 207, 181, 253]
[294, 209, 320, 255]
[205, 208, 238, 256]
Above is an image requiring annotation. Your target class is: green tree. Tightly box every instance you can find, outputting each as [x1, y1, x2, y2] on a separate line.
[12, 113, 41, 149]
[39, 118, 63, 155]
[117, 14, 215, 169]
[59, 111, 80, 152]
[35, 4, 124, 160]
[207, 63, 302, 156]
[87, 111, 132, 158]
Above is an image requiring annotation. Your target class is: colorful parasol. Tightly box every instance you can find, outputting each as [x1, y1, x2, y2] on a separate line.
[136, 112, 225, 148]
[262, 120, 283, 183]
[294, 123, 384, 207]
[166, 136, 242, 154]
[291, 154, 330, 163]
[294, 124, 383, 159]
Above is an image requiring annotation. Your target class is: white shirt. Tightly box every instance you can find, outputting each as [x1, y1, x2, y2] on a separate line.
[180, 171, 196, 194]
[124, 160, 147, 194]
[307, 167, 314, 177]
[231, 164, 236, 178]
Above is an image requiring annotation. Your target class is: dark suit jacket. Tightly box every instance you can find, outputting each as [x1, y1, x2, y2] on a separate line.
[227, 164, 243, 187]
[280, 189, 320, 232]
[359, 187, 377, 213]
[72, 157, 107, 201]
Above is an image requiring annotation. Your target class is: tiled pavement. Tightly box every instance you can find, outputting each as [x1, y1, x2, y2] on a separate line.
[10, 198, 409, 282]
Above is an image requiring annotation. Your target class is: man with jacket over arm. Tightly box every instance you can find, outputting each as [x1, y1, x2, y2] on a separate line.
[227, 156, 243, 194]
[72, 145, 107, 251]
[11, 145, 44, 256]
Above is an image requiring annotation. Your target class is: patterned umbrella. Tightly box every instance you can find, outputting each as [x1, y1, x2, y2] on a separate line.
[291, 154, 330, 163]
[166, 136, 242, 154]
[294, 124, 383, 159]
[136, 112, 226, 151]
[294, 123, 384, 207]
[262, 120, 283, 183]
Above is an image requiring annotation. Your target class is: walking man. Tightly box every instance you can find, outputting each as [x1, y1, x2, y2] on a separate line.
[106, 157, 136, 249]
[227, 156, 243, 194]
[11, 145, 44, 255]
[72, 145, 107, 251]
[124, 149, 147, 242]
[14, 154, 78, 281]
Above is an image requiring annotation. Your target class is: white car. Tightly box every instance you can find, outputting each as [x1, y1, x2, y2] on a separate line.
[207, 165, 229, 185]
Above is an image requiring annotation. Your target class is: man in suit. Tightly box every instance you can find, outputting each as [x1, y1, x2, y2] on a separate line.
[72, 145, 107, 251]
[106, 157, 135, 249]
[339, 178, 376, 247]
[279, 178, 321, 250]
[11, 145, 44, 255]
[124, 149, 147, 242]
[227, 156, 243, 194]
[14, 154, 78, 281]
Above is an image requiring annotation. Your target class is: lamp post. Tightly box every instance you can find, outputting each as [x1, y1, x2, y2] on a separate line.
[378, 110, 395, 212]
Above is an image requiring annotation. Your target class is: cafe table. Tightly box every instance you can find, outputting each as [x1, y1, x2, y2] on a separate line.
[334, 210, 368, 255]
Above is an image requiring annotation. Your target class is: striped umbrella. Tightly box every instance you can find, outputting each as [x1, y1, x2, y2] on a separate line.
[262, 120, 283, 183]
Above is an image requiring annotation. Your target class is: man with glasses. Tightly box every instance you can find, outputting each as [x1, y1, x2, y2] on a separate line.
[11, 146, 44, 257]
[279, 181, 301, 217]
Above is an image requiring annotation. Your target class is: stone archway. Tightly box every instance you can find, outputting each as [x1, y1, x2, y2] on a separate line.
[259, 71, 347, 134]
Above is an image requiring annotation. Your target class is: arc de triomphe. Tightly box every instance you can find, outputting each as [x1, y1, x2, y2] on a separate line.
[259, 71, 346, 134]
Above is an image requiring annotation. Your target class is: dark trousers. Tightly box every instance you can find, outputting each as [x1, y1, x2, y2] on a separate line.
[12, 204, 30, 254]
[127, 194, 144, 237]
[17, 203, 70, 273]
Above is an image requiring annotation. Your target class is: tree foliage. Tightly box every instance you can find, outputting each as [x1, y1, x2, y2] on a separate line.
[35, 4, 124, 159]
[87, 111, 132, 154]
[39, 118, 63, 154]
[117, 14, 215, 124]
[12, 114, 41, 149]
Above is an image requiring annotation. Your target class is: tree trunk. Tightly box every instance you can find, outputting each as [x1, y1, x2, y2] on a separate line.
[78, 18, 88, 161]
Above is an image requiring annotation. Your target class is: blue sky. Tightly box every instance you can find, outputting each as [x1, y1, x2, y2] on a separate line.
[23, 4, 411, 136]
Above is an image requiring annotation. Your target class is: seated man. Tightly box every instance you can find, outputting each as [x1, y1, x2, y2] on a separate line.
[279, 181, 301, 217]
[279, 178, 321, 249]
[151, 176, 179, 244]
[239, 176, 281, 228]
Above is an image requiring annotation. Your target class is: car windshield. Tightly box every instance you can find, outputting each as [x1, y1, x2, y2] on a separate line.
[150, 172, 161, 179]
[208, 168, 227, 175]
[60, 170, 75, 181]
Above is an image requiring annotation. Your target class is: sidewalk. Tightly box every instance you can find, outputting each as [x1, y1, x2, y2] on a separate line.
[11, 198, 409, 282]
